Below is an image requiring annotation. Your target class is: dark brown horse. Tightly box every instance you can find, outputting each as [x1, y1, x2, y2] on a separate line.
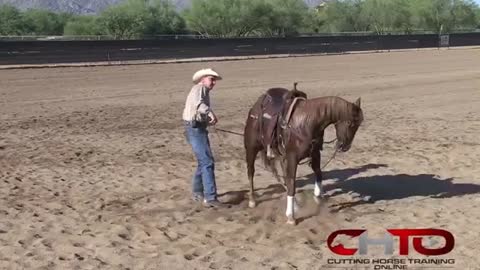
[244, 85, 363, 225]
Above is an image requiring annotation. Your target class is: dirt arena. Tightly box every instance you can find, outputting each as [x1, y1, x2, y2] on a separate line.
[1, 48, 479, 270]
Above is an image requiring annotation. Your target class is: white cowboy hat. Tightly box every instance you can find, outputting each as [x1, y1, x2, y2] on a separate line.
[192, 68, 222, 84]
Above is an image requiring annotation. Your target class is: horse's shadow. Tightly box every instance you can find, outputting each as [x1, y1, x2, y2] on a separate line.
[219, 164, 389, 206]
[296, 163, 388, 188]
[221, 163, 480, 214]
[297, 163, 480, 212]
[327, 174, 480, 200]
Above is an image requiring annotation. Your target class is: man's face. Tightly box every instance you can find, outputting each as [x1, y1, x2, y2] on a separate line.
[200, 76, 217, 90]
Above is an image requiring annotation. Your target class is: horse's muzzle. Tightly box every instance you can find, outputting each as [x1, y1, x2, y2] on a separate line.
[336, 141, 351, 152]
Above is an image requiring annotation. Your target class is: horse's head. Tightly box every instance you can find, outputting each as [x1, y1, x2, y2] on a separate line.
[334, 97, 363, 152]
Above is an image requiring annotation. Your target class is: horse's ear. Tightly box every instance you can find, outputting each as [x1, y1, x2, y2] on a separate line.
[355, 97, 361, 107]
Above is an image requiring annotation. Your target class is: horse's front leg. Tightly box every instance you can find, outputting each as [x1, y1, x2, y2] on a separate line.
[244, 114, 262, 208]
[310, 146, 324, 204]
[285, 153, 299, 225]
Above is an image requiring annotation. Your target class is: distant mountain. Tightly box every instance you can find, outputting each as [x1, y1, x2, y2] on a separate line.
[0, 0, 121, 14]
[0, 0, 327, 14]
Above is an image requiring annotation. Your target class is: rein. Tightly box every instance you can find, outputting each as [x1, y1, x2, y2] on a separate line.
[214, 127, 244, 136]
[214, 126, 337, 145]
[298, 147, 338, 169]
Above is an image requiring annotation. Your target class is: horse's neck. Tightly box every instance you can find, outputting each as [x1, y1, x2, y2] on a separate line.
[312, 97, 351, 129]
[331, 98, 352, 122]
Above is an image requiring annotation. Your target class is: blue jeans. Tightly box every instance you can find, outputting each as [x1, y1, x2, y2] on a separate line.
[184, 122, 217, 202]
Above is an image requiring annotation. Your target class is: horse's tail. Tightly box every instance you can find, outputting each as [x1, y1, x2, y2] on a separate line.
[260, 149, 268, 168]
[260, 150, 284, 185]
[260, 149, 271, 171]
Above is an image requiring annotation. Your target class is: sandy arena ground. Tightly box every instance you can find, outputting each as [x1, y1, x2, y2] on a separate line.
[1, 48, 480, 270]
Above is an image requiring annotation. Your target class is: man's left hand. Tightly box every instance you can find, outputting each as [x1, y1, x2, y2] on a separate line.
[209, 113, 218, 125]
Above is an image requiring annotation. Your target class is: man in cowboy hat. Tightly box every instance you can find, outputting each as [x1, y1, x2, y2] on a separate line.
[182, 68, 226, 208]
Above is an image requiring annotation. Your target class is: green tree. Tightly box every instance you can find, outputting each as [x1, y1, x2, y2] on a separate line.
[99, 0, 147, 39]
[0, 5, 25, 35]
[306, 0, 478, 34]
[322, 0, 370, 32]
[476, 5, 480, 28]
[303, 5, 328, 33]
[99, 0, 185, 39]
[416, 0, 477, 33]
[449, 0, 478, 31]
[63, 15, 103, 36]
[22, 9, 71, 35]
[183, 0, 264, 37]
[360, 0, 414, 34]
[183, 0, 308, 37]
[261, 0, 309, 36]
[143, 0, 186, 36]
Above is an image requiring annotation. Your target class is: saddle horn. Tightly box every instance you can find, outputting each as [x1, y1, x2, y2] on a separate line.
[293, 82, 298, 90]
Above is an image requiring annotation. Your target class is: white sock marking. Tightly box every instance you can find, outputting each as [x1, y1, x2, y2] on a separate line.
[286, 195, 295, 218]
[314, 181, 323, 197]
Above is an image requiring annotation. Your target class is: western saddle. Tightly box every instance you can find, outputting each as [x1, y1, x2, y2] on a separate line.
[255, 82, 307, 158]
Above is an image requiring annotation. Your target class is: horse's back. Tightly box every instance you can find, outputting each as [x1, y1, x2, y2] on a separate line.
[265, 88, 289, 108]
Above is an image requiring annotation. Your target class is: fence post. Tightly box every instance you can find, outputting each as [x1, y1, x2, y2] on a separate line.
[439, 34, 450, 49]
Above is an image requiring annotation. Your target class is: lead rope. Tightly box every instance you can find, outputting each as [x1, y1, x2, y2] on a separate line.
[298, 147, 339, 170]
[213, 126, 338, 170]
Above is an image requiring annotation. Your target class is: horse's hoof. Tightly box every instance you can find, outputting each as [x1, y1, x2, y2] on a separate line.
[315, 194, 328, 203]
[248, 200, 257, 208]
[286, 217, 297, 225]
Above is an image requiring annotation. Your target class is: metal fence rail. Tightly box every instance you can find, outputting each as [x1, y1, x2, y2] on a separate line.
[1, 33, 479, 66]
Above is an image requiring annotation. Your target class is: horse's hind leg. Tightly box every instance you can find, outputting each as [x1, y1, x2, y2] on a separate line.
[246, 145, 260, 208]
[310, 146, 324, 204]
